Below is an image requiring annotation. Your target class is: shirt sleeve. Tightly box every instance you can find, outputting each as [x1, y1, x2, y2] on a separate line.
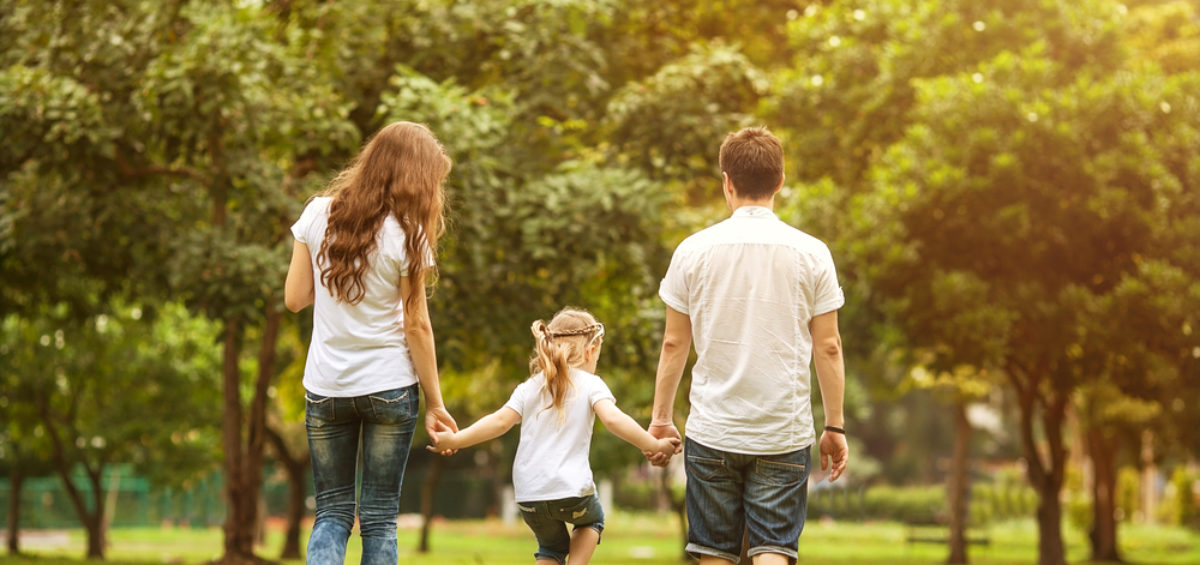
[393, 230, 439, 277]
[290, 199, 324, 244]
[587, 375, 617, 408]
[812, 245, 845, 316]
[504, 380, 533, 417]
[658, 245, 691, 315]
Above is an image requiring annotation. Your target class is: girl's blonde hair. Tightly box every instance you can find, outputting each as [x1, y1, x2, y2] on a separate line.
[529, 308, 604, 416]
[317, 121, 451, 311]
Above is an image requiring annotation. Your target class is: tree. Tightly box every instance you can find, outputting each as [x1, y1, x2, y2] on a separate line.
[0, 321, 56, 556]
[0, 304, 220, 559]
[857, 44, 1199, 564]
[1, 2, 357, 560]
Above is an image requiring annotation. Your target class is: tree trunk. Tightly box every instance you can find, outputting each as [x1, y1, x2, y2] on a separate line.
[220, 316, 257, 560]
[947, 401, 973, 564]
[1010, 369, 1068, 565]
[7, 468, 22, 555]
[219, 304, 283, 564]
[1140, 430, 1158, 524]
[1088, 427, 1122, 562]
[86, 468, 106, 560]
[281, 465, 306, 560]
[418, 456, 445, 553]
[264, 424, 308, 560]
[1034, 488, 1066, 565]
[37, 392, 106, 560]
[659, 465, 688, 562]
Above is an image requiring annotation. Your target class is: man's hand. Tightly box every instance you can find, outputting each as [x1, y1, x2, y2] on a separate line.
[645, 423, 682, 467]
[818, 430, 848, 482]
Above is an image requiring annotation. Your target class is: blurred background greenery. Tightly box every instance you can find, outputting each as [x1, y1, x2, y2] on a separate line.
[1, 1, 1198, 564]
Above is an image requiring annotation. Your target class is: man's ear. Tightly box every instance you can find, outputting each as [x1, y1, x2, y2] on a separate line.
[722, 171, 734, 197]
[774, 173, 786, 195]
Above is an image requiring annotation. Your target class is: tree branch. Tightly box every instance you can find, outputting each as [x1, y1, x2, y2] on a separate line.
[36, 391, 96, 527]
[114, 150, 211, 185]
[1008, 365, 1048, 487]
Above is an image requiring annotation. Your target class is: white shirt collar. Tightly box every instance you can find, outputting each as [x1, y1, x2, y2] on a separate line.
[731, 205, 776, 219]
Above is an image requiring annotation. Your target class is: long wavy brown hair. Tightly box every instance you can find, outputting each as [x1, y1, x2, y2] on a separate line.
[529, 308, 604, 420]
[316, 121, 451, 310]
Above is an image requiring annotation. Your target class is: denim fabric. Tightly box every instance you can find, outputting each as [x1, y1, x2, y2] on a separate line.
[516, 495, 605, 564]
[684, 438, 810, 562]
[305, 384, 419, 565]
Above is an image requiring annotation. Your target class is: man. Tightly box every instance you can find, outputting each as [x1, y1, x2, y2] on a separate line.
[647, 127, 849, 565]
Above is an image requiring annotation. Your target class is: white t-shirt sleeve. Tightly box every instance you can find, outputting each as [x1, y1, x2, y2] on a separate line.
[503, 380, 534, 418]
[658, 245, 691, 315]
[290, 198, 327, 245]
[812, 245, 845, 316]
[390, 229, 439, 277]
[587, 375, 617, 408]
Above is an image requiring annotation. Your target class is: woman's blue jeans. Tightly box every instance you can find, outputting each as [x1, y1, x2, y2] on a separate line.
[305, 384, 419, 565]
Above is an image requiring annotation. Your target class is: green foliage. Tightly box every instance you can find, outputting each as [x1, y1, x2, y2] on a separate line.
[4, 3, 1200, 558]
[772, 0, 1126, 188]
[606, 42, 767, 184]
[0, 303, 221, 485]
[1159, 466, 1200, 527]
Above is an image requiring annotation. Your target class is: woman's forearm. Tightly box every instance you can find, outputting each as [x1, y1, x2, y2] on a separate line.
[406, 321, 444, 406]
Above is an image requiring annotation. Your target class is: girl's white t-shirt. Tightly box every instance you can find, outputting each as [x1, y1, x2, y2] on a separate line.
[503, 369, 616, 502]
[291, 196, 421, 397]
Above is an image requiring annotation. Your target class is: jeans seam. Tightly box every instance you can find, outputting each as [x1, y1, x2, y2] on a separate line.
[759, 459, 807, 471]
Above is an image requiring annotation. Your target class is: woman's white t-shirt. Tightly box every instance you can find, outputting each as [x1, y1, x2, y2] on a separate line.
[503, 369, 616, 502]
[290, 196, 421, 397]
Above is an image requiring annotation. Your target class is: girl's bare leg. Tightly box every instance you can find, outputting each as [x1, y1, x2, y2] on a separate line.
[536, 559, 560, 565]
[565, 527, 600, 565]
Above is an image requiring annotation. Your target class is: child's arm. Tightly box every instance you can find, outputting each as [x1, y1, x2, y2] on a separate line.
[427, 407, 521, 453]
[593, 399, 680, 458]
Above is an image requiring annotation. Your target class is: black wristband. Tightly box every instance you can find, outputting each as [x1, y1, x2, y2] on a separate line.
[824, 425, 846, 435]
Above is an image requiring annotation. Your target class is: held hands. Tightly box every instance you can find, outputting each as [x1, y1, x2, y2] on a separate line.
[644, 423, 683, 467]
[819, 429, 849, 482]
[425, 405, 459, 456]
[651, 437, 682, 460]
[425, 429, 458, 455]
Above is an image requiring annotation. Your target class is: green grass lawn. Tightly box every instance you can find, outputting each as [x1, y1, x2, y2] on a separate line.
[2, 513, 1197, 565]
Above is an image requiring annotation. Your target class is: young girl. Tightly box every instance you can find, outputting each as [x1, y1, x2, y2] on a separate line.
[429, 308, 679, 565]
[285, 121, 458, 565]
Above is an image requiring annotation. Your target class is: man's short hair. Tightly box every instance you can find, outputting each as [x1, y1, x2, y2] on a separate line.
[719, 127, 784, 200]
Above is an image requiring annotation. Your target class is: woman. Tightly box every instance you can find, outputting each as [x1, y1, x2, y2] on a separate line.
[285, 121, 458, 565]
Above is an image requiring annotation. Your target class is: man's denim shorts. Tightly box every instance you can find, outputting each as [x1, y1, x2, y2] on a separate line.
[516, 495, 605, 564]
[684, 438, 811, 562]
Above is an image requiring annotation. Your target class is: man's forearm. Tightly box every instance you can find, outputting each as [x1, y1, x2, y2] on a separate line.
[814, 353, 845, 427]
[651, 348, 687, 424]
[652, 307, 693, 425]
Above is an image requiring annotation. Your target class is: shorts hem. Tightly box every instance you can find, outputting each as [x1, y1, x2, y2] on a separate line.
[532, 552, 566, 565]
[748, 545, 798, 559]
[572, 522, 605, 537]
[685, 542, 740, 563]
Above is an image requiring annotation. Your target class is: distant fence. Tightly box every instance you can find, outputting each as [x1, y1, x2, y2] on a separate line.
[0, 470, 225, 529]
[0, 462, 503, 530]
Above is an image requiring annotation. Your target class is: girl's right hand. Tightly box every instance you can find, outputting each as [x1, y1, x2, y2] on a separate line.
[426, 430, 457, 455]
[653, 437, 681, 460]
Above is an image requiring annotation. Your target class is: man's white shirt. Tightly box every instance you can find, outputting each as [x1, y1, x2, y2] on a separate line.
[659, 206, 844, 455]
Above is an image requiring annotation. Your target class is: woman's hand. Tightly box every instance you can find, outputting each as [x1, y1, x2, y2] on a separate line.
[426, 429, 458, 455]
[425, 405, 459, 456]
